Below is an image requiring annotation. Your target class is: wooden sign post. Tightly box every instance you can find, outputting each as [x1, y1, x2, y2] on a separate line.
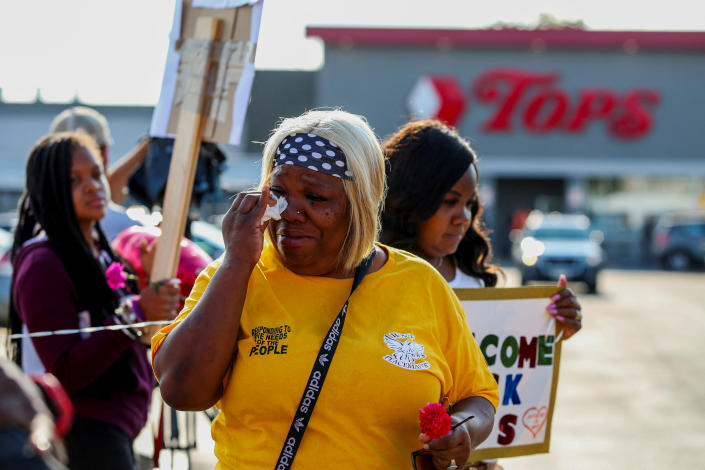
[144, 3, 261, 466]
[150, 16, 221, 283]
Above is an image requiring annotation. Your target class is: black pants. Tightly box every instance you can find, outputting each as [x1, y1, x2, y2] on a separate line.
[64, 416, 135, 470]
[0, 428, 67, 470]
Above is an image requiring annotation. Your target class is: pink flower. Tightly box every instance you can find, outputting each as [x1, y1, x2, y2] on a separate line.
[419, 402, 452, 439]
[105, 261, 128, 289]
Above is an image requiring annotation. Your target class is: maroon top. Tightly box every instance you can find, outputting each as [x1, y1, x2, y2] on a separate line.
[12, 240, 152, 438]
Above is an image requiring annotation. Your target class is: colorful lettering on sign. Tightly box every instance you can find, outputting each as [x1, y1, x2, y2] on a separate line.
[477, 334, 555, 447]
[497, 414, 517, 446]
[472, 68, 660, 139]
[415, 69, 660, 140]
[479, 334, 554, 368]
[502, 374, 523, 406]
[496, 404, 550, 446]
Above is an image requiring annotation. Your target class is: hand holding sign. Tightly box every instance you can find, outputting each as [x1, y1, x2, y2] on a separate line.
[547, 275, 583, 341]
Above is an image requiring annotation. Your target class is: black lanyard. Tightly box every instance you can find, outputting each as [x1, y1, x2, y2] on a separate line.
[274, 253, 374, 470]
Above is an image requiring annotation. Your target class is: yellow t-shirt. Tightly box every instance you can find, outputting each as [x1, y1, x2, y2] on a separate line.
[153, 242, 499, 470]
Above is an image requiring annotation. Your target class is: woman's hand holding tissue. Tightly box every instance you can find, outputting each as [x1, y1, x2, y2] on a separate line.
[221, 187, 277, 268]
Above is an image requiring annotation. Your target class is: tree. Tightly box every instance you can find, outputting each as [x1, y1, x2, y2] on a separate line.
[491, 13, 586, 30]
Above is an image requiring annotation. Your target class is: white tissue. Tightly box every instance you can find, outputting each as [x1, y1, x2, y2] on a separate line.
[260, 194, 288, 224]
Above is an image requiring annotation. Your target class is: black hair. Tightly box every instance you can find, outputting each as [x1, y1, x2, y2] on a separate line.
[380, 120, 501, 287]
[7, 133, 134, 363]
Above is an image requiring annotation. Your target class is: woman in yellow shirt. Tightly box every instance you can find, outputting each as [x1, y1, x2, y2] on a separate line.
[152, 110, 499, 470]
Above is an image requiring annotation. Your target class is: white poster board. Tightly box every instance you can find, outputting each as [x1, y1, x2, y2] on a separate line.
[457, 286, 563, 461]
[150, 0, 263, 145]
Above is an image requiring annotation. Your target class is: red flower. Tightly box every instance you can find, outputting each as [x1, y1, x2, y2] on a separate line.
[419, 402, 452, 439]
[105, 261, 128, 289]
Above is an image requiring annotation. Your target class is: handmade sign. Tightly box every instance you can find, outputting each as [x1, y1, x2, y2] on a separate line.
[148, 0, 262, 282]
[150, 0, 263, 145]
[456, 286, 563, 461]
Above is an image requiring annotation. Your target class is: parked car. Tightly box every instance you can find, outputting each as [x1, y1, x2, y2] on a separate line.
[0, 211, 18, 232]
[512, 212, 605, 293]
[190, 219, 224, 260]
[650, 211, 705, 271]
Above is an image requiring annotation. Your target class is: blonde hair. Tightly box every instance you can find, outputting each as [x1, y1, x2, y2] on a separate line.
[259, 109, 386, 273]
[49, 106, 113, 148]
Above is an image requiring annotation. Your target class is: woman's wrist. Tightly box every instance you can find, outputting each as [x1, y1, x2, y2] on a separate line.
[131, 295, 145, 321]
[221, 255, 258, 275]
[448, 396, 496, 452]
[114, 296, 146, 341]
[450, 413, 475, 448]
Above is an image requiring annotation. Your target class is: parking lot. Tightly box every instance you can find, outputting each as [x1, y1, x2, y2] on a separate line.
[506, 267, 705, 470]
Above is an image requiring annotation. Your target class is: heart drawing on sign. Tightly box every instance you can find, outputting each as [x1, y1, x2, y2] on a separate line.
[522, 406, 548, 438]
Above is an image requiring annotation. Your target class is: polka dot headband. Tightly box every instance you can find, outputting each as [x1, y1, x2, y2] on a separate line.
[274, 133, 354, 180]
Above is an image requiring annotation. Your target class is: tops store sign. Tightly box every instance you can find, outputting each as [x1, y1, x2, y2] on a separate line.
[407, 68, 660, 140]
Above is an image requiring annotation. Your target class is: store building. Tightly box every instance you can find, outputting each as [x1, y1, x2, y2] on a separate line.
[306, 27, 705, 262]
[2, 28, 703, 264]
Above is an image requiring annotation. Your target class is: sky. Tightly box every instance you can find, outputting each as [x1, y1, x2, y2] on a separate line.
[0, 0, 703, 105]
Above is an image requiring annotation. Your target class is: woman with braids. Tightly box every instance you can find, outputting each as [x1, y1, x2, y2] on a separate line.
[8, 133, 180, 470]
[381, 120, 582, 469]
